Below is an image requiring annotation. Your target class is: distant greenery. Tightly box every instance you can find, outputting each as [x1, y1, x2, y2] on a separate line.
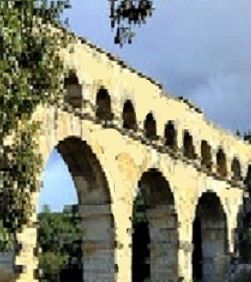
[133, 191, 147, 225]
[38, 205, 82, 282]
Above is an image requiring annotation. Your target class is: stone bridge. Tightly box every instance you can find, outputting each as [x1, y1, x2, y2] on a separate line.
[8, 28, 251, 282]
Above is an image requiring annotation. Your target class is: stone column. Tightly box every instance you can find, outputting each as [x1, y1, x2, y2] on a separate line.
[177, 217, 193, 282]
[80, 204, 116, 282]
[114, 198, 133, 282]
[147, 205, 179, 281]
[201, 220, 229, 282]
[15, 223, 38, 282]
[15, 190, 39, 282]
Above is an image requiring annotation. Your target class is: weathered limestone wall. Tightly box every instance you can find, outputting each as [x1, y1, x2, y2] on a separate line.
[147, 206, 178, 281]
[201, 220, 229, 282]
[79, 204, 115, 282]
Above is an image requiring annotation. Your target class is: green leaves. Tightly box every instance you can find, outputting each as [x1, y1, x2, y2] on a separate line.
[0, 221, 14, 252]
[38, 208, 82, 281]
[133, 191, 148, 225]
[0, 0, 69, 245]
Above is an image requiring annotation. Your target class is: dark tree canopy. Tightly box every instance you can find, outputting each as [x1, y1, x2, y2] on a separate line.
[38, 205, 82, 282]
[0, 0, 70, 239]
[109, 0, 154, 46]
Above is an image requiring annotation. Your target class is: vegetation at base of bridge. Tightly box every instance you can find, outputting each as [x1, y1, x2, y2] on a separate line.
[37, 205, 82, 282]
[38, 197, 148, 281]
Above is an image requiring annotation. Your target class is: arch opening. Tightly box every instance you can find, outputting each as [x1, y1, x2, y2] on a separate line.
[164, 121, 177, 150]
[132, 192, 150, 282]
[245, 165, 251, 195]
[183, 130, 196, 159]
[237, 164, 251, 265]
[231, 157, 242, 182]
[36, 137, 115, 282]
[216, 148, 227, 177]
[201, 140, 212, 171]
[122, 100, 137, 130]
[132, 169, 178, 281]
[38, 148, 81, 282]
[64, 73, 82, 109]
[95, 88, 113, 122]
[192, 192, 229, 282]
[144, 113, 157, 140]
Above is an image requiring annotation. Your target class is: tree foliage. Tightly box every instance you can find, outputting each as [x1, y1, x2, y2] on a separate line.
[38, 206, 82, 282]
[109, 0, 154, 46]
[133, 191, 147, 225]
[0, 0, 69, 241]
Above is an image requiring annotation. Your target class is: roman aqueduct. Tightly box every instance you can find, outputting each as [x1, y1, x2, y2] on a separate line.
[4, 28, 251, 282]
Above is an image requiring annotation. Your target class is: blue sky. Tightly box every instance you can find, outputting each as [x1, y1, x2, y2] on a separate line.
[39, 0, 251, 212]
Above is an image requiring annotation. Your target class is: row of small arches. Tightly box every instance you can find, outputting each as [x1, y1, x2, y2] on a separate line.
[64, 75, 243, 182]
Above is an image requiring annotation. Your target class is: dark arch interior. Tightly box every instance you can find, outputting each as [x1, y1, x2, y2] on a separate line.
[40, 137, 115, 281]
[245, 165, 251, 194]
[132, 169, 178, 281]
[231, 157, 242, 181]
[192, 192, 228, 282]
[201, 140, 212, 171]
[122, 100, 137, 130]
[216, 148, 227, 177]
[164, 121, 177, 150]
[138, 169, 175, 207]
[38, 148, 81, 282]
[238, 164, 251, 263]
[183, 130, 196, 159]
[132, 192, 150, 282]
[64, 72, 82, 109]
[144, 112, 157, 139]
[56, 137, 111, 205]
[95, 88, 113, 122]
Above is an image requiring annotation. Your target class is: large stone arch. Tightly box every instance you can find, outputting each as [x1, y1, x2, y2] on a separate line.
[192, 191, 229, 282]
[15, 124, 117, 281]
[55, 136, 115, 281]
[132, 168, 179, 281]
